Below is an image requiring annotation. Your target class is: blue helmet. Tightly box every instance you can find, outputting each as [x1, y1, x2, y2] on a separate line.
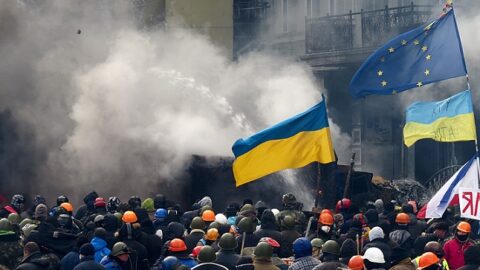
[293, 237, 312, 258]
[155, 208, 167, 219]
[162, 256, 179, 270]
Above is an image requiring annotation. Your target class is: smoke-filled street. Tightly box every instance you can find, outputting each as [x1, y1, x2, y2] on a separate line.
[1, 1, 480, 270]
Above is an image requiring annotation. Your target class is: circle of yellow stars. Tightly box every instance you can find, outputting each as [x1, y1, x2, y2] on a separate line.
[378, 34, 432, 93]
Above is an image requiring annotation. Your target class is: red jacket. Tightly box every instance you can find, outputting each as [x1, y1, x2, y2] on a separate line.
[443, 238, 475, 270]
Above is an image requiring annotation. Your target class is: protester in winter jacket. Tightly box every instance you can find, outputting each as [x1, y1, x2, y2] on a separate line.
[389, 213, 414, 256]
[185, 217, 206, 252]
[363, 227, 391, 268]
[138, 218, 163, 264]
[255, 201, 269, 221]
[91, 228, 111, 263]
[339, 239, 357, 266]
[153, 208, 168, 232]
[100, 242, 131, 270]
[313, 240, 346, 270]
[236, 217, 260, 253]
[250, 242, 281, 270]
[443, 222, 475, 270]
[191, 246, 228, 270]
[312, 211, 335, 243]
[75, 191, 98, 222]
[0, 194, 25, 219]
[73, 243, 105, 270]
[402, 204, 426, 240]
[363, 247, 386, 270]
[215, 233, 241, 270]
[412, 241, 450, 270]
[289, 237, 321, 270]
[279, 215, 301, 258]
[15, 242, 50, 270]
[165, 238, 197, 268]
[414, 222, 449, 257]
[278, 193, 306, 234]
[117, 223, 149, 270]
[0, 218, 25, 269]
[60, 236, 89, 270]
[254, 210, 281, 244]
[389, 245, 415, 270]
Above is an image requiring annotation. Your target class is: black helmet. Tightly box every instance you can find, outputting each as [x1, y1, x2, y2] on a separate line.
[218, 233, 238, 250]
[190, 217, 206, 230]
[107, 197, 121, 213]
[56, 195, 69, 206]
[197, 246, 216, 263]
[254, 242, 273, 258]
[128, 196, 141, 209]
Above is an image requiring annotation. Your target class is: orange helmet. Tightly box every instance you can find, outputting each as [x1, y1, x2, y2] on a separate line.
[60, 202, 73, 213]
[169, 238, 187, 252]
[418, 252, 440, 269]
[395, 213, 410, 225]
[202, 210, 215, 222]
[122, 211, 138, 223]
[321, 209, 333, 216]
[457, 221, 471, 233]
[348, 255, 364, 270]
[205, 228, 220, 241]
[319, 213, 334, 226]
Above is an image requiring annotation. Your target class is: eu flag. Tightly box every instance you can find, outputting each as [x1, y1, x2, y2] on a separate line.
[349, 9, 467, 98]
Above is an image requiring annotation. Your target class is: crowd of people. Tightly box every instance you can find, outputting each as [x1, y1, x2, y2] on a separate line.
[0, 191, 478, 270]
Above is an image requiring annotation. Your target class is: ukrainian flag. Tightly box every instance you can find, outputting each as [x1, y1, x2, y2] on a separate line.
[232, 100, 335, 187]
[403, 90, 476, 147]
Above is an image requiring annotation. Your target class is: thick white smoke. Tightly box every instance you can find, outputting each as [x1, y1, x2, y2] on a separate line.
[0, 1, 350, 205]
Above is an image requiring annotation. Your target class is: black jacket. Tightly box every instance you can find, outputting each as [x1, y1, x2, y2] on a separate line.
[15, 251, 50, 270]
[72, 256, 105, 270]
[216, 250, 241, 270]
[185, 230, 205, 253]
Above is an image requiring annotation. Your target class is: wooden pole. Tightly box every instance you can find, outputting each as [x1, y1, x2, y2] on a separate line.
[315, 162, 322, 208]
[343, 153, 356, 198]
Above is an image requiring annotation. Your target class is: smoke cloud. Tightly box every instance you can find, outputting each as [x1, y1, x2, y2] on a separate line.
[0, 0, 350, 207]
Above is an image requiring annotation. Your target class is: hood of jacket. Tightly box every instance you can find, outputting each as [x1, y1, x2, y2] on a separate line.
[260, 210, 277, 230]
[91, 237, 107, 251]
[340, 239, 357, 258]
[166, 221, 185, 240]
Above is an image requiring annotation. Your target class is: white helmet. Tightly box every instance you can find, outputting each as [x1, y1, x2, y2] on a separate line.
[363, 247, 385, 264]
[215, 213, 227, 224]
[271, 209, 280, 216]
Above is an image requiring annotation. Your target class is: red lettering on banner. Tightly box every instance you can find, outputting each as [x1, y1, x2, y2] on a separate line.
[475, 192, 480, 217]
[462, 192, 473, 215]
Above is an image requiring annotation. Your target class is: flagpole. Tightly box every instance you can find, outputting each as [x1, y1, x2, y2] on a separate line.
[465, 74, 480, 186]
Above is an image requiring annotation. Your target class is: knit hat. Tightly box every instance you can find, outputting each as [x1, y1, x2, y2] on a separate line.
[369, 226, 385, 241]
[79, 243, 95, 256]
[35, 204, 48, 220]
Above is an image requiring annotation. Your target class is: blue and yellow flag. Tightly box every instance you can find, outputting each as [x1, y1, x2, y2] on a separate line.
[349, 9, 467, 98]
[232, 100, 335, 187]
[403, 90, 476, 147]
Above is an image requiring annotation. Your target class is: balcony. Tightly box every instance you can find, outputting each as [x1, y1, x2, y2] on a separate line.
[305, 3, 433, 55]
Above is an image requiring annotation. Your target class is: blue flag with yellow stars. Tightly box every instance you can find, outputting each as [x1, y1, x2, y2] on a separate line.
[349, 9, 467, 98]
